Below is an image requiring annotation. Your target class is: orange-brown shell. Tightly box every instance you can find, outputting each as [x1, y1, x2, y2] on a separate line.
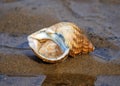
[28, 22, 95, 63]
[47, 22, 95, 57]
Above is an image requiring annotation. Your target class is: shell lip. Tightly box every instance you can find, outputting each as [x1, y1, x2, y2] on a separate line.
[38, 48, 69, 61]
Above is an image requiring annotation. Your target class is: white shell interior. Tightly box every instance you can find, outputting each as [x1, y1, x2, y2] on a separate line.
[27, 29, 70, 61]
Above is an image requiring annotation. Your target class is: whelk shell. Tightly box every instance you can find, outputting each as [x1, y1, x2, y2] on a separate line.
[27, 22, 95, 63]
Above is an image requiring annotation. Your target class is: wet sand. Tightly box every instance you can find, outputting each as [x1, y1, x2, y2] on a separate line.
[0, 0, 120, 85]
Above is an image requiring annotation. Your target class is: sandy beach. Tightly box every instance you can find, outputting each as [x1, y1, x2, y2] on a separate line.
[0, 0, 120, 85]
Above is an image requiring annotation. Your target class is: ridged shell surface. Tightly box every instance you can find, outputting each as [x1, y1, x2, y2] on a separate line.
[47, 22, 95, 56]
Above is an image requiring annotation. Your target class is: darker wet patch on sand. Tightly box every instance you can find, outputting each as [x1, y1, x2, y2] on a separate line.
[92, 48, 120, 61]
[85, 27, 120, 49]
[42, 74, 95, 86]
[95, 75, 120, 86]
[0, 33, 29, 49]
[0, 74, 46, 86]
[85, 27, 120, 61]
[89, 33, 120, 50]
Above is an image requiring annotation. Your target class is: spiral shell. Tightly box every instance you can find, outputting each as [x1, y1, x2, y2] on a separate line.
[27, 22, 95, 63]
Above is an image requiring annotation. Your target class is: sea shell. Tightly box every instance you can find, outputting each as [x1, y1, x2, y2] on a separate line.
[27, 22, 95, 63]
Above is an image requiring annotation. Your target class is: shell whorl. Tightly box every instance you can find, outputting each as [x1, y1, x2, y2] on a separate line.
[47, 22, 95, 57]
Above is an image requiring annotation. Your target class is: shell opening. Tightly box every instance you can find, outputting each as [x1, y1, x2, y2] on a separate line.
[27, 31, 70, 62]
